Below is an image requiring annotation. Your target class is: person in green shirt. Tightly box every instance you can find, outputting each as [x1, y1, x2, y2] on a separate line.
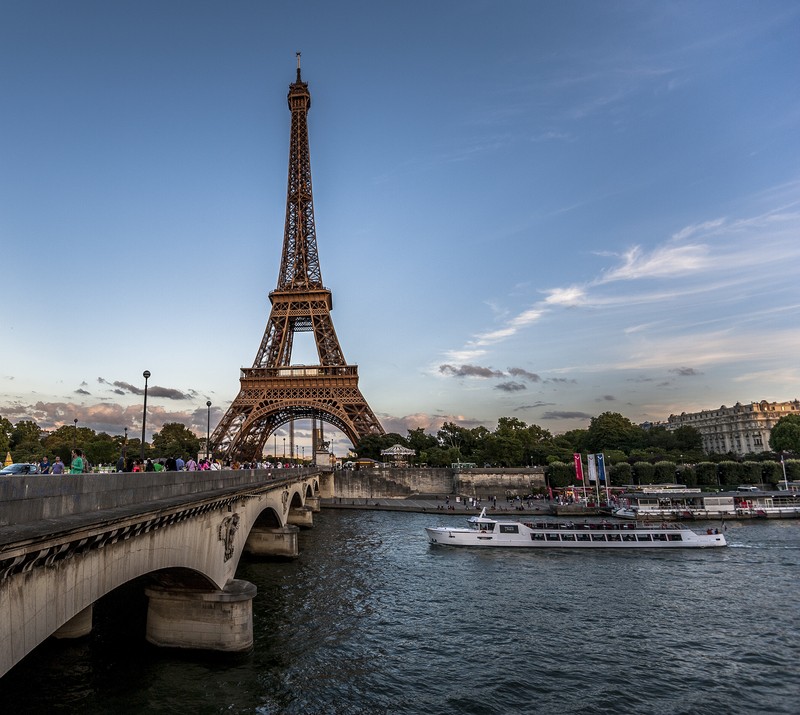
[70, 449, 84, 474]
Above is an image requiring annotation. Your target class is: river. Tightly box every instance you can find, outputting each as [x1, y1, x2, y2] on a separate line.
[1, 510, 798, 714]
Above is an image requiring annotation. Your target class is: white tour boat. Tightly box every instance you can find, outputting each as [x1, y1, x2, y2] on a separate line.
[425, 508, 727, 549]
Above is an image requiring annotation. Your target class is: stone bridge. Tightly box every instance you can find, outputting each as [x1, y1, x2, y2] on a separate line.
[0, 467, 332, 678]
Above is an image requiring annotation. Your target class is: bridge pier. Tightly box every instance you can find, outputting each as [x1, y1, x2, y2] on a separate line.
[317, 472, 335, 499]
[287, 506, 314, 528]
[144, 579, 256, 653]
[244, 525, 300, 558]
[52, 605, 93, 640]
[305, 496, 321, 512]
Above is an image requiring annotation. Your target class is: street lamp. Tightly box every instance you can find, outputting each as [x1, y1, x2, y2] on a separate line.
[206, 401, 212, 459]
[781, 452, 789, 491]
[122, 426, 128, 470]
[73, 418, 78, 451]
[140, 370, 150, 460]
[283, 437, 286, 460]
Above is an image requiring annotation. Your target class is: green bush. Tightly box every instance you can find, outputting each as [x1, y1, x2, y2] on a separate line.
[610, 462, 632, 486]
[740, 461, 762, 485]
[546, 462, 573, 488]
[761, 461, 783, 485]
[653, 461, 677, 484]
[786, 459, 800, 481]
[695, 462, 719, 487]
[676, 465, 697, 487]
[633, 462, 656, 484]
[717, 461, 743, 487]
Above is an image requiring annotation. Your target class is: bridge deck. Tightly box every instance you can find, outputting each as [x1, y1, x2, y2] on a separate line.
[0, 468, 319, 552]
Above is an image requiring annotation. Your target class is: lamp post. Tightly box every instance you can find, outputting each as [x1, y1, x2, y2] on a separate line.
[122, 426, 128, 470]
[283, 437, 286, 461]
[72, 418, 78, 451]
[140, 370, 150, 460]
[781, 452, 789, 491]
[206, 401, 212, 459]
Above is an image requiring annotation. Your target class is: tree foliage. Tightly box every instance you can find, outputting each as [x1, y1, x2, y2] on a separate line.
[769, 414, 800, 454]
[151, 423, 202, 460]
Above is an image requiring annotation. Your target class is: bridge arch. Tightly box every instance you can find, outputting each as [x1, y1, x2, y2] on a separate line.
[0, 472, 321, 677]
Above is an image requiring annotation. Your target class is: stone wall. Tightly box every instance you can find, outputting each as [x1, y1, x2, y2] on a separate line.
[455, 468, 546, 497]
[331, 467, 546, 499]
[332, 468, 452, 499]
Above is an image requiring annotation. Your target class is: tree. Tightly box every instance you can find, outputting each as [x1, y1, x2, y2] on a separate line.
[85, 432, 121, 466]
[9, 420, 44, 462]
[437, 422, 475, 463]
[353, 433, 406, 461]
[554, 428, 588, 453]
[0, 416, 13, 457]
[151, 423, 201, 460]
[769, 414, 800, 454]
[406, 428, 437, 454]
[586, 412, 643, 453]
[672, 425, 703, 452]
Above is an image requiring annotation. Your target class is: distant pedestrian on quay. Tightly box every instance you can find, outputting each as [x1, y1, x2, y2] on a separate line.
[51, 456, 65, 474]
[39, 456, 51, 474]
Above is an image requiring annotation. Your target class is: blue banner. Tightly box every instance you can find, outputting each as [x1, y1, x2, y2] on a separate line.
[596, 453, 607, 483]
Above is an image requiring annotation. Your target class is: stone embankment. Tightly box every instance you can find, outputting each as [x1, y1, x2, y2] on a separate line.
[330, 466, 546, 501]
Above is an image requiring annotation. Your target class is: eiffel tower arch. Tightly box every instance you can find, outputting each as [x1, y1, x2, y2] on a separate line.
[211, 56, 384, 462]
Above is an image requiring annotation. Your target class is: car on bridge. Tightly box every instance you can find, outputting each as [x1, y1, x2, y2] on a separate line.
[0, 463, 40, 475]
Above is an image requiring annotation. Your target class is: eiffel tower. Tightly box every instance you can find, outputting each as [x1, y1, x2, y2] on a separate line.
[211, 56, 384, 461]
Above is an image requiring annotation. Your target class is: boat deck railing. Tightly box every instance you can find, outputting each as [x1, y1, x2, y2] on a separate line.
[519, 520, 690, 532]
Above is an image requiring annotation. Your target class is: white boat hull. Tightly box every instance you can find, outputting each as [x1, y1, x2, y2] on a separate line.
[425, 513, 726, 549]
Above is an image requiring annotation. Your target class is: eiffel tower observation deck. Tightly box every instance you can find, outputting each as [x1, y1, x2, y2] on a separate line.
[211, 56, 384, 461]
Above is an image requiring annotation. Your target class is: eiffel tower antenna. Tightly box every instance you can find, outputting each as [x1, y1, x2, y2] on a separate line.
[211, 59, 384, 461]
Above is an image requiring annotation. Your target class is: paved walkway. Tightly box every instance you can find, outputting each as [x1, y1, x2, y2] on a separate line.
[321, 497, 556, 516]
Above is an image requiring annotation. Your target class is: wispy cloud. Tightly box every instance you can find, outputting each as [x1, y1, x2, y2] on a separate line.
[98, 377, 191, 400]
[440, 200, 800, 382]
[541, 410, 593, 420]
[439, 364, 504, 379]
[495, 381, 526, 392]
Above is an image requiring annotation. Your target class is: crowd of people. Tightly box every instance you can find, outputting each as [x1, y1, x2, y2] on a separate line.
[26, 451, 313, 475]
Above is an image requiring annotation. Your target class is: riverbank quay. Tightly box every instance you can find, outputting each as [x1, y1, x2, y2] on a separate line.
[322, 496, 568, 517]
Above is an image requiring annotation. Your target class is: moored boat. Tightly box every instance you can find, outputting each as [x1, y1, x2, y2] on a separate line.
[425, 508, 726, 548]
[615, 488, 800, 520]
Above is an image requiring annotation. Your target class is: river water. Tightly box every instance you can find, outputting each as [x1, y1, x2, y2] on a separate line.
[1, 510, 798, 714]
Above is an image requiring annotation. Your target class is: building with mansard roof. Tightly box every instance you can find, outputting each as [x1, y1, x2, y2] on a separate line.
[666, 399, 800, 456]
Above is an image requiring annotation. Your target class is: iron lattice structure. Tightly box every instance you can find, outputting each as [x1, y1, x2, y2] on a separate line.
[211, 58, 384, 461]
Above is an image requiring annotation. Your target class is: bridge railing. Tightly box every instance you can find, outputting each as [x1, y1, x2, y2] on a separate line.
[0, 467, 321, 531]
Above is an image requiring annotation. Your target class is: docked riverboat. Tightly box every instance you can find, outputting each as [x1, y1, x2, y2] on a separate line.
[613, 488, 800, 521]
[425, 509, 726, 548]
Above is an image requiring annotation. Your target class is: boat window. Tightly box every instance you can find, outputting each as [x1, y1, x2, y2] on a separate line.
[636, 534, 652, 541]
[546, 533, 561, 541]
[653, 533, 667, 541]
[561, 533, 576, 541]
[499, 525, 519, 534]
[667, 534, 683, 541]
[531, 533, 546, 541]
[606, 534, 621, 541]
[591, 534, 606, 542]
[576, 534, 590, 541]
[622, 534, 636, 542]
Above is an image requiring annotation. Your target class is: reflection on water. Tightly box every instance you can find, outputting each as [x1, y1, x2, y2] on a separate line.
[1, 512, 798, 714]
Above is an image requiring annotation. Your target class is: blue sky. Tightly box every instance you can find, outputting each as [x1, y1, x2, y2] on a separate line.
[1, 1, 799, 457]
